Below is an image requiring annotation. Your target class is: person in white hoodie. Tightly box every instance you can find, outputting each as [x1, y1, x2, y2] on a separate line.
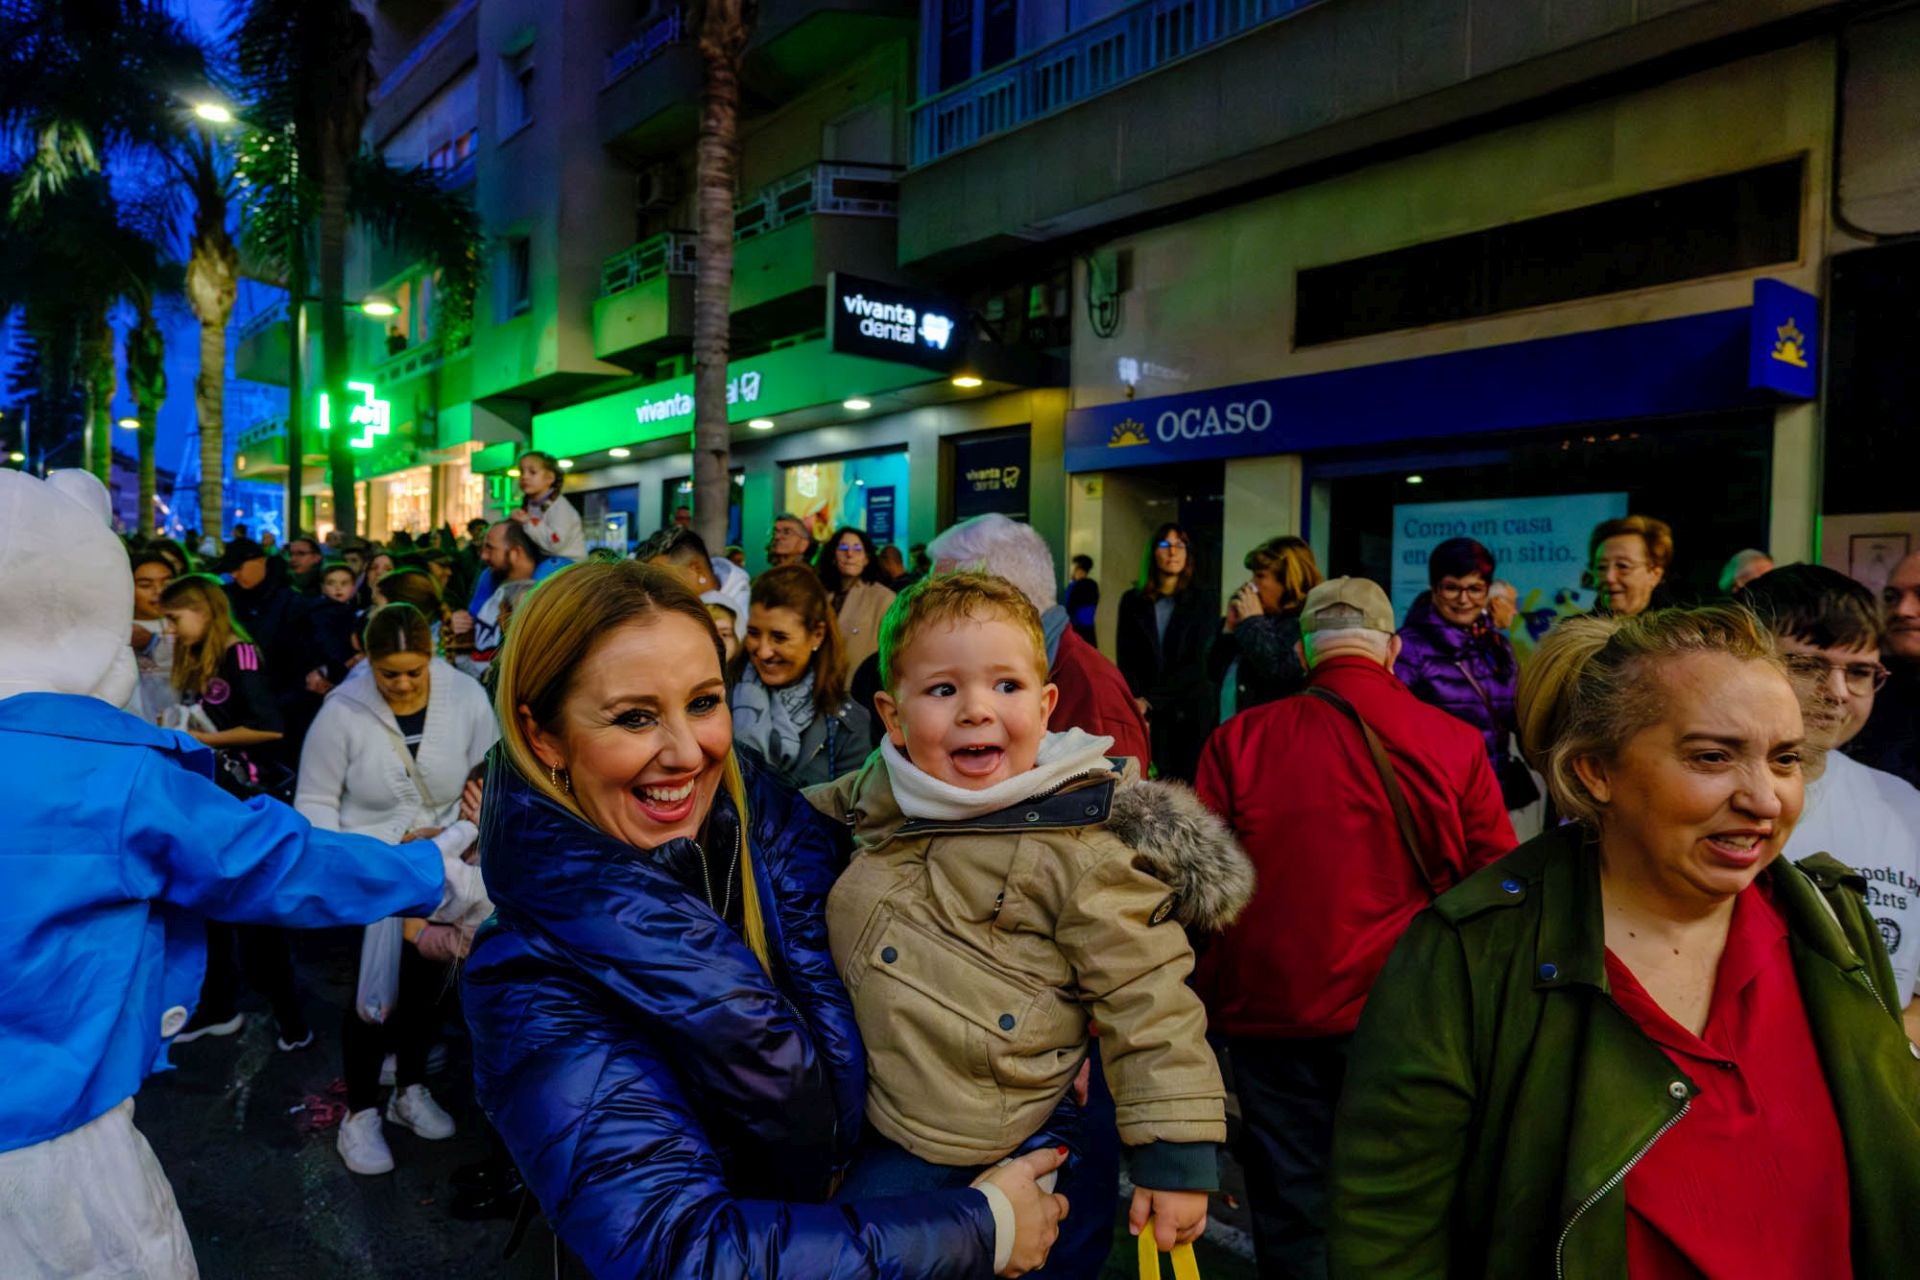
[1740, 565, 1920, 1043]
[295, 602, 499, 1176]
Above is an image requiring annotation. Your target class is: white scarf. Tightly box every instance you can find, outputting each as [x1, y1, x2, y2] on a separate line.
[882, 727, 1117, 822]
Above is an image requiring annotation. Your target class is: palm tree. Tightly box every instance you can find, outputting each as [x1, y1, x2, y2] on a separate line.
[166, 128, 242, 541]
[0, 0, 205, 484]
[691, 1, 758, 556]
[235, 0, 483, 537]
[125, 295, 167, 536]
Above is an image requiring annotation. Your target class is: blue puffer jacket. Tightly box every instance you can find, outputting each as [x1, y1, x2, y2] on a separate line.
[1393, 592, 1520, 764]
[0, 692, 444, 1155]
[462, 753, 997, 1280]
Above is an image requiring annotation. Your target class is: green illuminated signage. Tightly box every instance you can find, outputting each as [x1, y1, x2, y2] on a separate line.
[318, 381, 392, 450]
[528, 340, 937, 460]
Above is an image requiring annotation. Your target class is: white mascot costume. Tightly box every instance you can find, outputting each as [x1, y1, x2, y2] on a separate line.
[0, 470, 481, 1277]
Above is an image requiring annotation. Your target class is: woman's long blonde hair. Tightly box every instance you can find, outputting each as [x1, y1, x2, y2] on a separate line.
[161, 574, 249, 698]
[493, 560, 769, 971]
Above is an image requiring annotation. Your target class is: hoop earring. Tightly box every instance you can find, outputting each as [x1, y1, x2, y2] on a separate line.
[548, 763, 572, 796]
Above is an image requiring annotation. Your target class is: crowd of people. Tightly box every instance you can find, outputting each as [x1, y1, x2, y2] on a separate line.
[6, 452, 1920, 1279]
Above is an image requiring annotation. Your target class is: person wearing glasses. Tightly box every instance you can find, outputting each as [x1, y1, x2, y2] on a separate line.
[1395, 538, 1537, 827]
[1588, 514, 1677, 617]
[1848, 550, 1920, 790]
[1117, 522, 1218, 781]
[1737, 564, 1920, 1044]
[814, 525, 897, 673]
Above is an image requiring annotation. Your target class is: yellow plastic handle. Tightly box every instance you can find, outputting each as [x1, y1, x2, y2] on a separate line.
[1136, 1218, 1201, 1280]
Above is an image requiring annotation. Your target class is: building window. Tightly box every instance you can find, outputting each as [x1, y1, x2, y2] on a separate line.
[503, 237, 531, 317]
[935, 0, 1022, 92]
[498, 48, 534, 137]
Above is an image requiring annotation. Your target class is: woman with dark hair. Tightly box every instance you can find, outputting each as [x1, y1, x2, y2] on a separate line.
[1210, 534, 1322, 716]
[814, 525, 897, 672]
[463, 560, 1068, 1277]
[730, 564, 875, 788]
[295, 603, 496, 1176]
[1396, 537, 1536, 820]
[512, 449, 586, 561]
[373, 567, 449, 652]
[1117, 522, 1217, 780]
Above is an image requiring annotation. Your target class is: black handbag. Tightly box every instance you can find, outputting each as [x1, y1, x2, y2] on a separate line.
[1453, 660, 1541, 810]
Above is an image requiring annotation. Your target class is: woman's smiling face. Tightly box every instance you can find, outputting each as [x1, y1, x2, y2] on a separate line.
[522, 614, 732, 849]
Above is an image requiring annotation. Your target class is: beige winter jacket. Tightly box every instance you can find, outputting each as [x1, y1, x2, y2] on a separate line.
[806, 755, 1253, 1176]
[834, 579, 896, 673]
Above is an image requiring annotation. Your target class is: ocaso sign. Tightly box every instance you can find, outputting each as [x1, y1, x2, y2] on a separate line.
[1153, 398, 1273, 440]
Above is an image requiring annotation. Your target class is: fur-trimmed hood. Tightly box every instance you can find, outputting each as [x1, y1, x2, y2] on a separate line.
[1106, 774, 1254, 932]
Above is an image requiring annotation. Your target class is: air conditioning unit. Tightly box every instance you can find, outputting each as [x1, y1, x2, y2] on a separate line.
[636, 163, 680, 213]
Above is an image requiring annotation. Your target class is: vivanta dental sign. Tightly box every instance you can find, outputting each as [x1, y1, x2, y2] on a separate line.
[828, 272, 964, 372]
[631, 373, 762, 430]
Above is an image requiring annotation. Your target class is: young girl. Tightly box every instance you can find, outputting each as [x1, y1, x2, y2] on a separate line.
[512, 450, 586, 561]
[159, 574, 311, 1049]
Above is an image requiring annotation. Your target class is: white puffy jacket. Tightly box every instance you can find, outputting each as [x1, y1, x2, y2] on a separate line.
[295, 657, 498, 926]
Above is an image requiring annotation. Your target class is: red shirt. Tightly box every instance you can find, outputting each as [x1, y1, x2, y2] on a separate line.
[1049, 626, 1152, 772]
[1604, 880, 1853, 1279]
[1193, 656, 1515, 1037]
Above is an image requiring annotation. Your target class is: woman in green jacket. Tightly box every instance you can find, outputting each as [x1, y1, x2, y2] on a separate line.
[1330, 606, 1920, 1279]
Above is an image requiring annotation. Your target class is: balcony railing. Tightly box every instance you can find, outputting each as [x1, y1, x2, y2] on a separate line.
[237, 299, 288, 343]
[606, 6, 688, 87]
[734, 162, 900, 241]
[911, 0, 1325, 165]
[237, 417, 286, 451]
[600, 165, 898, 298]
[599, 230, 698, 298]
[375, 337, 447, 383]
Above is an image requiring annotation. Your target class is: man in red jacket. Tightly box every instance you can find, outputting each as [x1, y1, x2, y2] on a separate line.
[1195, 576, 1514, 1280]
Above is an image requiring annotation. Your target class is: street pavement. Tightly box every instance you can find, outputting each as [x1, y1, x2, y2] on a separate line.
[139, 928, 1256, 1279]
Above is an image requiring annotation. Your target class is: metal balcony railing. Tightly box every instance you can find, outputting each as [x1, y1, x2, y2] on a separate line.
[375, 337, 447, 382]
[734, 162, 900, 242]
[599, 230, 699, 298]
[599, 164, 898, 298]
[605, 6, 688, 87]
[237, 417, 286, 451]
[237, 299, 288, 343]
[910, 0, 1325, 164]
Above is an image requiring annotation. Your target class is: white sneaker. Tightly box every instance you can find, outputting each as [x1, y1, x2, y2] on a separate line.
[336, 1108, 394, 1175]
[386, 1084, 455, 1141]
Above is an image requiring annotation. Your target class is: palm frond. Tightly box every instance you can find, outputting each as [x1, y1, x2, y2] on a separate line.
[349, 153, 484, 349]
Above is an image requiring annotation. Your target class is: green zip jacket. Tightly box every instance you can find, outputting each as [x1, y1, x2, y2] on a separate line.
[1329, 824, 1920, 1279]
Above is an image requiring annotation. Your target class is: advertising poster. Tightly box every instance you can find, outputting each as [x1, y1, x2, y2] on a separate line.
[783, 452, 911, 543]
[1390, 491, 1628, 633]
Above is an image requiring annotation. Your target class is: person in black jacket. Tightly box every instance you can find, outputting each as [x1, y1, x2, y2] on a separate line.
[1209, 535, 1321, 718]
[216, 538, 320, 758]
[1117, 522, 1217, 781]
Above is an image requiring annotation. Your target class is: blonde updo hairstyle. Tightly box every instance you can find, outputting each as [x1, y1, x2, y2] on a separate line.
[1516, 605, 1808, 829]
[492, 560, 769, 970]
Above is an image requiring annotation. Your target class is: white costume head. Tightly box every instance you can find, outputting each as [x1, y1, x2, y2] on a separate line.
[0, 468, 137, 706]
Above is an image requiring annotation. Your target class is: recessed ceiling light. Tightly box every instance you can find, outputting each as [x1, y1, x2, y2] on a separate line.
[843, 398, 871, 411]
[608, 447, 630, 458]
[558, 458, 575, 469]
[1406, 474, 1424, 484]
[951, 374, 983, 389]
[748, 418, 775, 430]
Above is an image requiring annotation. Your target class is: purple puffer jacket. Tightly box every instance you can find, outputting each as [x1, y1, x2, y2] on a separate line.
[1393, 593, 1519, 764]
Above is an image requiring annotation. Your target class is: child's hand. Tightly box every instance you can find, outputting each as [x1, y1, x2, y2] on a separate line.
[509, 508, 530, 525]
[1128, 1186, 1208, 1251]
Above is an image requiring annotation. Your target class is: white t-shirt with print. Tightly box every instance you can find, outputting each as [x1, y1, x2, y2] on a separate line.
[1783, 749, 1920, 1008]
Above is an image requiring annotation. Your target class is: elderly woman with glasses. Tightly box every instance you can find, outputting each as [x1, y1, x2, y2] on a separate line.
[1396, 537, 1535, 817]
[1589, 514, 1678, 617]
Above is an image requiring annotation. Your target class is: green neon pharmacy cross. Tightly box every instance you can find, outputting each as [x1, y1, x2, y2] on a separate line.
[317, 382, 392, 450]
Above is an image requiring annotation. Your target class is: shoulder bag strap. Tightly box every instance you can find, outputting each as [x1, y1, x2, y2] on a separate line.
[1305, 685, 1447, 897]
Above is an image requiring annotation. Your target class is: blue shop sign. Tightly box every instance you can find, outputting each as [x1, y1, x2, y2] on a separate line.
[1065, 278, 1820, 472]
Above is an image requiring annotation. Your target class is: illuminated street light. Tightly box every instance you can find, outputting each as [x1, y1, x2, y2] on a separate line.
[7, 452, 23, 463]
[951, 375, 984, 389]
[360, 298, 398, 318]
[192, 102, 233, 124]
[117, 417, 140, 430]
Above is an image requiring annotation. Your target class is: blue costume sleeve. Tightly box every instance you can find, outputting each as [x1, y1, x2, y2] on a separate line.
[117, 750, 443, 925]
[474, 966, 995, 1280]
